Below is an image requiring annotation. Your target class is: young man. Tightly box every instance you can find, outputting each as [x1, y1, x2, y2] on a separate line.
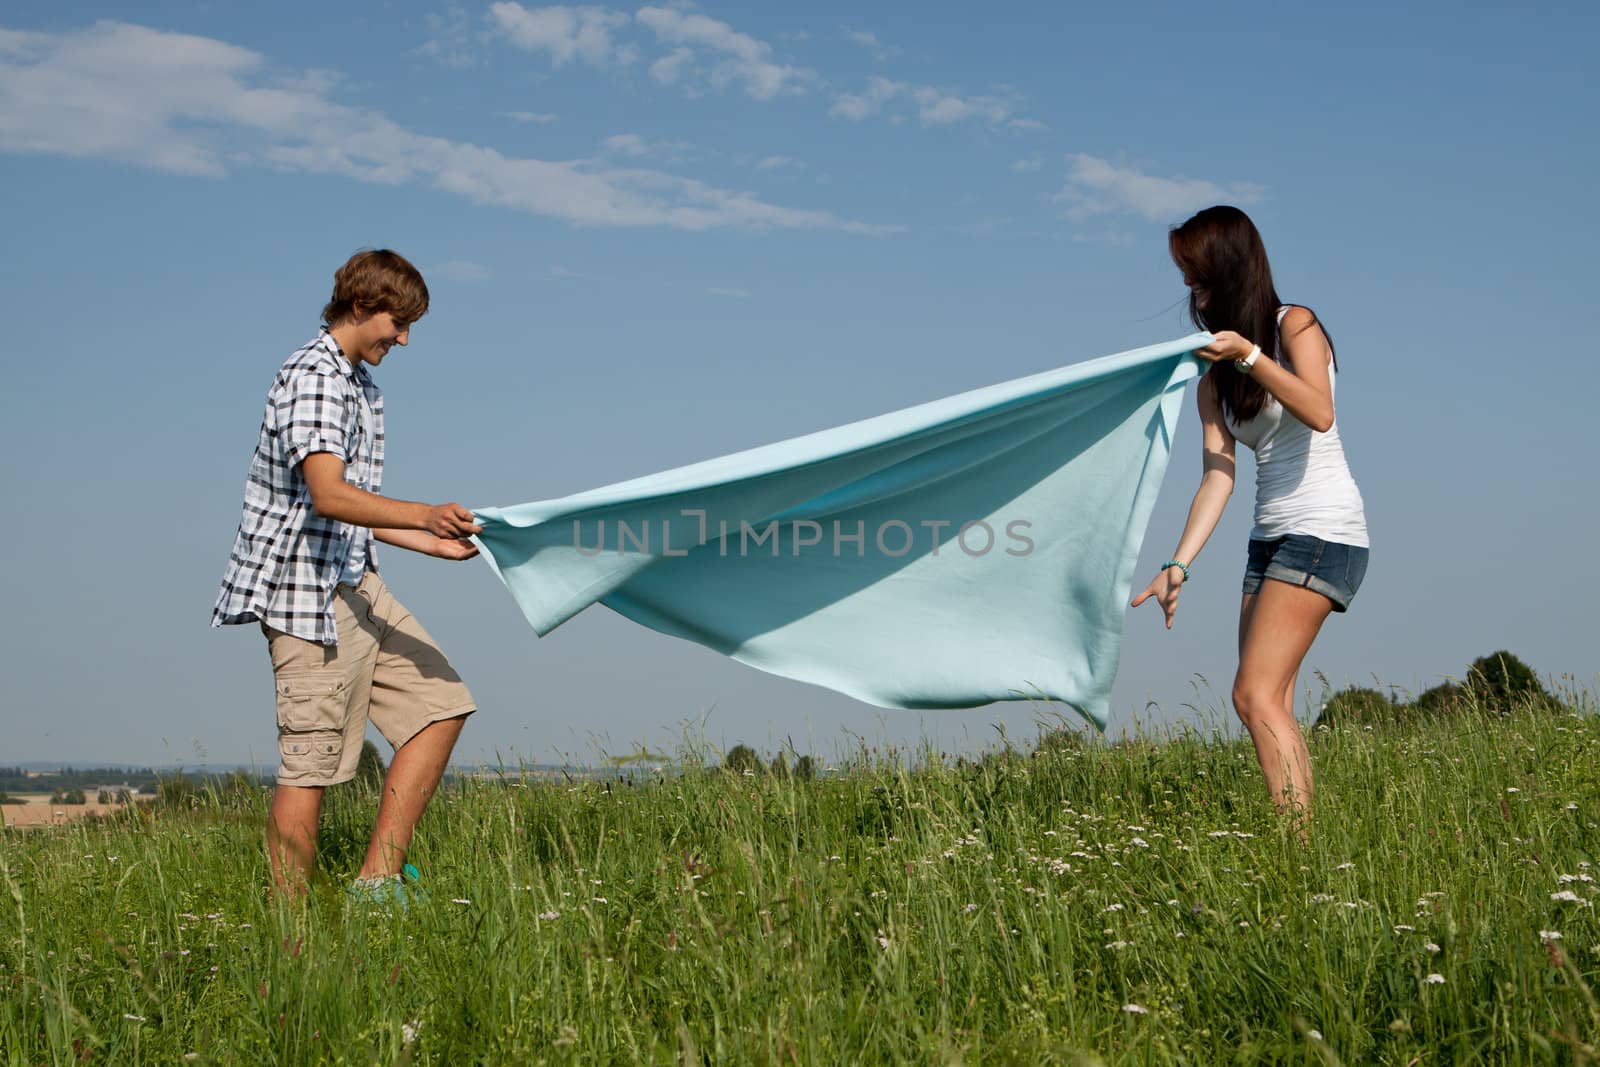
[212, 249, 483, 900]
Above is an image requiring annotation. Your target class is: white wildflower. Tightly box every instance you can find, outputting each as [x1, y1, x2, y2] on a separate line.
[450, 898, 471, 905]
[402, 1020, 420, 1043]
[1102, 903, 1125, 913]
[1121, 1003, 1148, 1014]
[1423, 942, 1441, 953]
[1307, 1029, 1323, 1040]
[1334, 862, 1356, 871]
[123, 1014, 146, 1023]
[1541, 930, 1563, 941]
[963, 903, 979, 914]
[1423, 973, 1445, 985]
[875, 930, 890, 949]
[538, 910, 560, 921]
[1104, 940, 1132, 950]
[1506, 787, 1521, 794]
[1552, 891, 1587, 904]
[1129, 837, 1149, 849]
[1393, 925, 1415, 934]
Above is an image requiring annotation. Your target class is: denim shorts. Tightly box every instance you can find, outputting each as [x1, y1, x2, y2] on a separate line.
[1242, 534, 1369, 612]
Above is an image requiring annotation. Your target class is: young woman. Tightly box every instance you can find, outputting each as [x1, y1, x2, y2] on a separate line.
[1132, 205, 1369, 816]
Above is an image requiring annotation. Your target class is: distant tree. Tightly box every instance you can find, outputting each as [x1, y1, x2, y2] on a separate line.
[1465, 651, 1549, 712]
[1314, 686, 1396, 728]
[50, 788, 87, 805]
[1034, 729, 1086, 757]
[156, 773, 196, 809]
[0, 789, 22, 805]
[97, 789, 113, 805]
[724, 745, 762, 775]
[215, 770, 264, 808]
[356, 740, 386, 790]
[1414, 682, 1466, 718]
[794, 755, 817, 781]
[768, 752, 790, 779]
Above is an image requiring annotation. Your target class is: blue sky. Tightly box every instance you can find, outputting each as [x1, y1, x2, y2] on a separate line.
[1, 1, 1595, 769]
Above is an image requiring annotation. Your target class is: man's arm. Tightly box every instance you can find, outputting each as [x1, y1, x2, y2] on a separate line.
[374, 526, 479, 561]
[301, 453, 482, 540]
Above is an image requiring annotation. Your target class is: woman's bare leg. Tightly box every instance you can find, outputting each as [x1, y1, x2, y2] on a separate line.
[1233, 580, 1333, 815]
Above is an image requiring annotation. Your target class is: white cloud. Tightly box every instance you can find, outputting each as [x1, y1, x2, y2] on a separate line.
[649, 46, 692, 86]
[705, 286, 751, 298]
[418, 6, 483, 68]
[1056, 153, 1266, 223]
[831, 77, 1038, 129]
[753, 154, 802, 171]
[598, 132, 691, 163]
[501, 110, 559, 124]
[0, 21, 892, 233]
[602, 132, 649, 156]
[431, 260, 495, 282]
[488, 3, 636, 68]
[843, 29, 898, 61]
[830, 76, 901, 121]
[1012, 156, 1042, 173]
[546, 264, 591, 279]
[635, 7, 811, 100]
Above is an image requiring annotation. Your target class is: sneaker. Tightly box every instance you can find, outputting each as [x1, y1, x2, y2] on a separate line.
[346, 864, 426, 911]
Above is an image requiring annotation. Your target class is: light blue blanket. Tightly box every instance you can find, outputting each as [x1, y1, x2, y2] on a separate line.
[473, 335, 1207, 728]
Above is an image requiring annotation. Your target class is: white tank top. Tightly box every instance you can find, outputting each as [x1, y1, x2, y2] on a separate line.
[1226, 307, 1369, 547]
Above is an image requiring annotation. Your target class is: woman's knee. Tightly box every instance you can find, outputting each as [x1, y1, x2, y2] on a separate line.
[1232, 681, 1288, 727]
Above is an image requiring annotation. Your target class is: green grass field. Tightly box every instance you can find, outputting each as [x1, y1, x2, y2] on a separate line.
[4, 694, 1600, 1065]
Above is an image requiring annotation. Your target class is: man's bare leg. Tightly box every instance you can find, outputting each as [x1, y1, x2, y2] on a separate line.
[357, 715, 468, 879]
[267, 784, 326, 896]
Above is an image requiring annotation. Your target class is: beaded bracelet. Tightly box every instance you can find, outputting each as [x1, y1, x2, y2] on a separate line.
[1161, 559, 1190, 582]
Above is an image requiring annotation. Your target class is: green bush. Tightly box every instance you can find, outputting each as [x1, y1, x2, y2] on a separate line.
[723, 745, 762, 775]
[1314, 686, 1396, 728]
[355, 740, 386, 790]
[1465, 650, 1549, 712]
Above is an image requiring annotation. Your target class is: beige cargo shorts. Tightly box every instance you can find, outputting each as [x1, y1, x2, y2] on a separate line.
[264, 573, 475, 787]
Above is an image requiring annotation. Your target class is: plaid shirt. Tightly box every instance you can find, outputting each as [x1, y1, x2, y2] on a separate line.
[212, 329, 385, 644]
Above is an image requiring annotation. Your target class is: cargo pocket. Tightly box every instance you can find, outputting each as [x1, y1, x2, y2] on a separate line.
[275, 670, 350, 780]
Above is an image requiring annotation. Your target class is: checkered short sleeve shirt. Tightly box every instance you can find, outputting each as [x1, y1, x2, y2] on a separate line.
[211, 330, 385, 644]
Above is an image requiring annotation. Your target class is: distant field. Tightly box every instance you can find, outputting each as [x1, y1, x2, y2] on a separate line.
[3, 697, 1598, 1064]
[0, 796, 143, 829]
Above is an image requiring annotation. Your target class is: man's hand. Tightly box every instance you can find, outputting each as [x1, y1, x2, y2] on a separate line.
[429, 537, 480, 561]
[424, 503, 483, 539]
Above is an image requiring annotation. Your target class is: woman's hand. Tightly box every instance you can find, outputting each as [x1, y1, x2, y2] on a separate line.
[1131, 567, 1185, 629]
[1194, 330, 1254, 364]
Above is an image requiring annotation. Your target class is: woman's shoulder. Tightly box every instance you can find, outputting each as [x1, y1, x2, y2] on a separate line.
[1278, 304, 1316, 328]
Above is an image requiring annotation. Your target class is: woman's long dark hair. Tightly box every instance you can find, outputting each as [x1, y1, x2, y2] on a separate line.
[1169, 206, 1334, 423]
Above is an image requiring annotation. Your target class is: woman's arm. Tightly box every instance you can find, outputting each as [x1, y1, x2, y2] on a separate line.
[1130, 375, 1235, 628]
[1198, 308, 1335, 432]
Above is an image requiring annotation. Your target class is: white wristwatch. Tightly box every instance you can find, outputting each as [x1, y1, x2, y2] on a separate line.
[1234, 344, 1261, 373]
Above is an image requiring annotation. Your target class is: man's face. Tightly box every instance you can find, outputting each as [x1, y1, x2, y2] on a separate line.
[352, 310, 411, 367]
